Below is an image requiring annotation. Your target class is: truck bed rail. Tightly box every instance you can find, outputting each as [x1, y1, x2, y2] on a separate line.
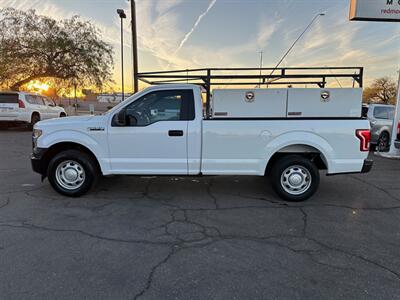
[137, 67, 363, 119]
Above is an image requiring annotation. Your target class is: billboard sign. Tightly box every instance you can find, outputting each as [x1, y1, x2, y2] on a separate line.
[350, 0, 400, 22]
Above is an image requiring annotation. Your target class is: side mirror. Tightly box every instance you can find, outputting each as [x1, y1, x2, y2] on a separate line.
[117, 109, 126, 125]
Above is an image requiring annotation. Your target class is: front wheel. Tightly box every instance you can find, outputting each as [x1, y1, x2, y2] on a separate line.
[270, 155, 320, 202]
[47, 150, 99, 197]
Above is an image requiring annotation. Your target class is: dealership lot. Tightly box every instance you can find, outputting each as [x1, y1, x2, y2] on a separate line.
[1, 130, 400, 299]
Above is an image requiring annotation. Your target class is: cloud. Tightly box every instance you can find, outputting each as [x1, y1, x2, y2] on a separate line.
[1, 0, 396, 87]
[0, 0, 69, 19]
[155, 0, 185, 16]
[176, 0, 217, 52]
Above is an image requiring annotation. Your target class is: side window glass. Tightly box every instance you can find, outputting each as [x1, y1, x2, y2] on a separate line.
[388, 108, 394, 120]
[26, 95, 35, 104]
[114, 90, 194, 127]
[43, 97, 53, 106]
[373, 107, 390, 119]
[37, 96, 45, 105]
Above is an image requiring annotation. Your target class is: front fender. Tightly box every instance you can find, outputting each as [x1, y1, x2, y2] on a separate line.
[264, 131, 334, 171]
[37, 130, 110, 174]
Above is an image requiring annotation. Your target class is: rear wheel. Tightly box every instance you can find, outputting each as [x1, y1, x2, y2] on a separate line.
[47, 150, 99, 197]
[377, 132, 390, 152]
[270, 155, 319, 202]
[29, 113, 40, 130]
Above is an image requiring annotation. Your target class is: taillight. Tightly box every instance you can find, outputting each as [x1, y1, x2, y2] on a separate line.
[397, 122, 400, 140]
[18, 100, 25, 108]
[356, 129, 371, 152]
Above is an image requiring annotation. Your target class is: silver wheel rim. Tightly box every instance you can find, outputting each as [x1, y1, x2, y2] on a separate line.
[55, 160, 85, 190]
[280, 165, 312, 195]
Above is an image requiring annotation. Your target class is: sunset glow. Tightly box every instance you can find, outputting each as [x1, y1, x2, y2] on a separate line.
[26, 81, 50, 92]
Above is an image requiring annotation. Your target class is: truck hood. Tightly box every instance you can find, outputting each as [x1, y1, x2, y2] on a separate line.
[36, 115, 99, 127]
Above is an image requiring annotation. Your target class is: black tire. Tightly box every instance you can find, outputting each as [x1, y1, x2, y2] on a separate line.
[270, 155, 320, 202]
[60, 112, 66, 117]
[377, 132, 390, 152]
[29, 113, 40, 130]
[47, 149, 99, 197]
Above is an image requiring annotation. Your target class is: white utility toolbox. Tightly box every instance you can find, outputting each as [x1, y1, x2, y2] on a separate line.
[212, 88, 363, 118]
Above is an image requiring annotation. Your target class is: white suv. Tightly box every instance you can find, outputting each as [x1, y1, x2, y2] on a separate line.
[0, 91, 66, 129]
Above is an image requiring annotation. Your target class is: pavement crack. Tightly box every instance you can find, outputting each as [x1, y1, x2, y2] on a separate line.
[305, 237, 400, 281]
[0, 197, 10, 210]
[0, 223, 172, 246]
[347, 174, 400, 203]
[207, 178, 219, 209]
[133, 246, 180, 300]
[299, 207, 308, 237]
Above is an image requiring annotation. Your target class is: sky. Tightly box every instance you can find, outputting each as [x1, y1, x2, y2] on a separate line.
[0, 0, 399, 92]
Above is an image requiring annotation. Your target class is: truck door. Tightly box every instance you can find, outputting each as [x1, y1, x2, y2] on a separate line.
[107, 89, 195, 174]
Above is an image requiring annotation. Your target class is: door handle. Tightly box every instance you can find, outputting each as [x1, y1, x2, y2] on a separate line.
[168, 130, 184, 137]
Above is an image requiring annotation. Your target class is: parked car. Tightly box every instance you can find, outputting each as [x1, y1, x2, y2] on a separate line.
[395, 121, 400, 149]
[31, 84, 372, 202]
[0, 91, 66, 129]
[363, 104, 395, 151]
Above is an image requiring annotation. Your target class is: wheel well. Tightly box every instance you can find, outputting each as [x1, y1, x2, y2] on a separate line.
[60, 112, 66, 117]
[31, 111, 40, 120]
[41, 142, 101, 176]
[265, 145, 327, 175]
[379, 131, 390, 138]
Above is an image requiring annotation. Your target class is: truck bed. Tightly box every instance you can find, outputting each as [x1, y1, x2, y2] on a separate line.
[200, 119, 370, 175]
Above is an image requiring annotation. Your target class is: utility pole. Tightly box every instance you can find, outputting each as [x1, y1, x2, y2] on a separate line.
[117, 9, 126, 100]
[129, 0, 139, 93]
[74, 79, 77, 114]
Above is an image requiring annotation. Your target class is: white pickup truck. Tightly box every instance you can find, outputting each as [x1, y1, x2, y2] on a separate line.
[31, 84, 372, 201]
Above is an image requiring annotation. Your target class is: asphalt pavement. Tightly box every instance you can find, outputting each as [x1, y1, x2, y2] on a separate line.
[0, 129, 400, 300]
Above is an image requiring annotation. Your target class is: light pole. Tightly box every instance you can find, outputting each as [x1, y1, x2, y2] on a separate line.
[267, 13, 325, 86]
[128, 0, 139, 93]
[117, 9, 126, 100]
[258, 50, 263, 88]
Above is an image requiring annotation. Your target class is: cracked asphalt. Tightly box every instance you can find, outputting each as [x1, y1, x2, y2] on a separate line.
[1, 130, 400, 300]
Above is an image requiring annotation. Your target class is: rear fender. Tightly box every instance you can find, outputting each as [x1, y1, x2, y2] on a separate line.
[264, 131, 334, 172]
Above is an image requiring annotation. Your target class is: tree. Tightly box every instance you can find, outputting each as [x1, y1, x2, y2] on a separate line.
[363, 77, 397, 104]
[0, 8, 114, 91]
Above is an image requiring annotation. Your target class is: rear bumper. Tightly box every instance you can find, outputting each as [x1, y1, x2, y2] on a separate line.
[0, 112, 31, 123]
[327, 159, 373, 176]
[361, 159, 373, 173]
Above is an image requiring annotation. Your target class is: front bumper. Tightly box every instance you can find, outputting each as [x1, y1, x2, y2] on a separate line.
[31, 147, 47, 176]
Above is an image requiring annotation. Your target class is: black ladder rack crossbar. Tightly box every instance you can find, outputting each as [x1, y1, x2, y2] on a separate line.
[137, 67, 364, 118]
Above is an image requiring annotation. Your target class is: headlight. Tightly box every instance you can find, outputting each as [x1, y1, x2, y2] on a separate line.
[33, 128, 42, 139]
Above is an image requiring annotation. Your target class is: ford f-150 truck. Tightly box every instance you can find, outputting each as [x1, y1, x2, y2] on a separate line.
[31, 84, 372, 201]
